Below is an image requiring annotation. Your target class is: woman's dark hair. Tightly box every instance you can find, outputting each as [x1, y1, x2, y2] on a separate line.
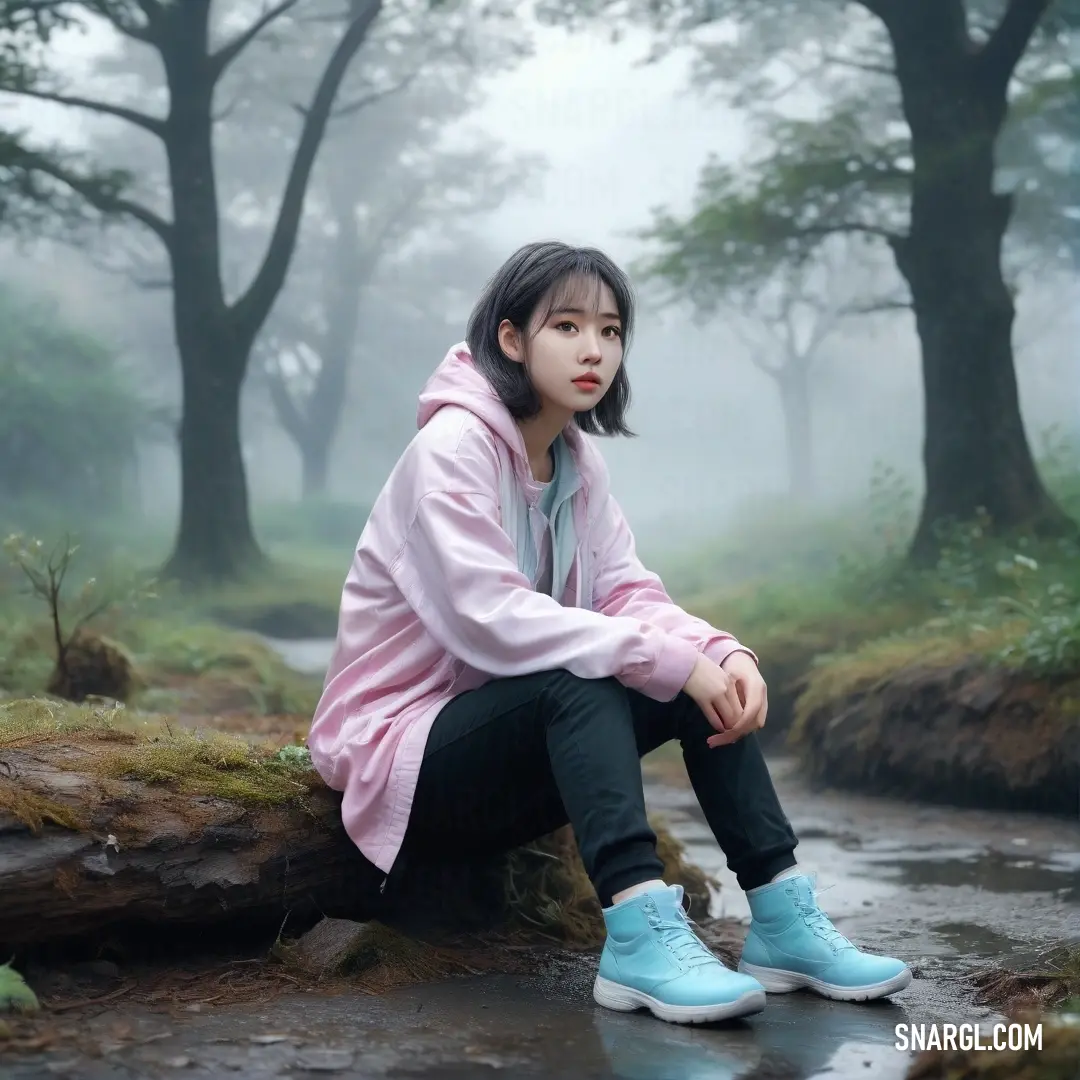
[466, 240, 636, 437]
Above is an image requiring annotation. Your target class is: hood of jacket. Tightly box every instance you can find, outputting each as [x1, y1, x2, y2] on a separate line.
[416, 342, 609, 513]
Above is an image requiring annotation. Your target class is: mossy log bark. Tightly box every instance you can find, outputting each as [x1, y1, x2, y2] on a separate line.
[0, 746, 376, 948]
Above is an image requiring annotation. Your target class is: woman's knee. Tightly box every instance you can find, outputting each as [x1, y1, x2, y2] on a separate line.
[538, 669, 629, 715]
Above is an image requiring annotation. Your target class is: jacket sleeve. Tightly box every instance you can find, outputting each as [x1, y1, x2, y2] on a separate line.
[590, 492, 757, 670]
[386, 436, 701, 701]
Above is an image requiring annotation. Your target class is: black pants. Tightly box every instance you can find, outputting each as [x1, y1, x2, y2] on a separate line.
[400, 669, 798, 907]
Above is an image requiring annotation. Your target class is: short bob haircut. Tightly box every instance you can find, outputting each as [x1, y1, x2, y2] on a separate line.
[466, 240, 636, 437]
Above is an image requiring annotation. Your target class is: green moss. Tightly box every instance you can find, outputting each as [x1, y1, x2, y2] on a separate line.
[92, 726, 318, 805]
[0, 777, 86, 833]
[791, 619, 1027, 739]
[0, 697, 137, 749]
[0, 698, 319, 808]
[0, 963, 39, 1014]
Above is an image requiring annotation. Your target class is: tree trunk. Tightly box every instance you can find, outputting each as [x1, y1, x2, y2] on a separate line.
[886, 6, 1075, 562]
[157, 9, 264, 583]
[167, 350, 263, 581]
[293, 175, 367, 501]
[777, 365, 814, 500]
[154, 0, 377, 580]
[301, 439, 331, 499]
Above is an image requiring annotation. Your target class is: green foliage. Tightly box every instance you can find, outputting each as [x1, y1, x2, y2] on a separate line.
[0, 285, 147, 513]
[672, 441, 1080, 682]
[274, 743, 312, 768]
[3, 532, 156, 654]
[0, 961, 39, 1014]
[635, 104, 909, 309]
[629, 1, 1076, 311]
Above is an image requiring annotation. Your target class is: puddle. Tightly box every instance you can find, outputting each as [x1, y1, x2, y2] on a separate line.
[863, 849, 1080, 900]
[261, 636, 333, 676]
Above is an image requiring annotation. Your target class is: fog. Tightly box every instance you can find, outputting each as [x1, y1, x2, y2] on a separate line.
[3, 6, 1077, 562]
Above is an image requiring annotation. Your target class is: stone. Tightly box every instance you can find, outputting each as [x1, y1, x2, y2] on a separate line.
[287, 917, 379, 977]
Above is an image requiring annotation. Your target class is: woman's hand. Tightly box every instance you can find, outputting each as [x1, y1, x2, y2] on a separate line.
[707, 651, 768, 748]
[682, 653, 744, 734]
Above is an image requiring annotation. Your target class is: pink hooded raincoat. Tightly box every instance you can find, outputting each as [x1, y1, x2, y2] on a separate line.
[308, 343, 754, 876]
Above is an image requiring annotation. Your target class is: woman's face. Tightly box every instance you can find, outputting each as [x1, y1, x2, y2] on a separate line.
[498, 275, 624, 420]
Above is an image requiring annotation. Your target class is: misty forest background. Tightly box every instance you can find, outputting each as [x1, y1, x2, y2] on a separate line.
[0, 0, 1077, 687]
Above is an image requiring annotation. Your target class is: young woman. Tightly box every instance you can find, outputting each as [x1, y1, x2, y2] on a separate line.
[308, 241, 911, 1025]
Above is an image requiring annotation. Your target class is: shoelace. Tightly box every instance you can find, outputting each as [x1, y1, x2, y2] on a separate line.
[647, 905, 717, 968]
[793, 880, 854, 951]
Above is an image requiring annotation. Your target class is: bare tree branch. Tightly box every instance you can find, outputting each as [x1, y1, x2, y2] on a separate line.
[213, 90, 244, 123]
[822, 53, 896, 77]
[330, 68, 421, 119]
[209, 0, 302, 85]
[261, 351, 308, 442]
[84, 0, 156, 43]
[855, 0, 903, 22]
[719, 300, 783, 379]
[803, 305, 842, 357]
[22, 154, 173, 247]
[839, 296, 912, 315]
[84, 246, 173, 290]
[4, 86, 165, 139]
[230, 0, 382, 346]
[976, 0, 1054, 97]
[800, 221, 905, 242]
[780, 293, 800, 359]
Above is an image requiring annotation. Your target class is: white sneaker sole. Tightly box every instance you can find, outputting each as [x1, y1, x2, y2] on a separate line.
[737, 960, 912, 1001]
[593, 975, 766, 1024]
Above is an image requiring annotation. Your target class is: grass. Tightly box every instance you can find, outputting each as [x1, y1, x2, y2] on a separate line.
[0, 493, 363, 638]
[677, 477, 1080, 727]
[791, 619, 1027, 732]
[972, 944, 1080, 1014]
[0, 607, 323, 718]
[501, 820, 717, 947]
[0, 698, 320, 812]
[91, 726, 317, 805]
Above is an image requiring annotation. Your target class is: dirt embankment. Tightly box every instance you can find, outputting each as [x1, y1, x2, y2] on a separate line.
[791, 662, 1079, 815]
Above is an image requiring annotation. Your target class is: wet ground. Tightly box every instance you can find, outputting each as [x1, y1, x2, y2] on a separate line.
[3, 639, 1077, 1079]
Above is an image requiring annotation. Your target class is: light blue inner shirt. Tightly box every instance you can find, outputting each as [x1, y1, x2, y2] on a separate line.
[524, 433, 581, 601]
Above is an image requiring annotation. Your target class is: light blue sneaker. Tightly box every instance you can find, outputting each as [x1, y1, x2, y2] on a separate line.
[593, 884, 767, 1024]
[738, 873, 912, 1001]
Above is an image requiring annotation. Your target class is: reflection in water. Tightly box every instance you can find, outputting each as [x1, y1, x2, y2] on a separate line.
[593, 1010, 763, 1080]
[592, 996, 914, 1080]
[865, 850, 1080, 901]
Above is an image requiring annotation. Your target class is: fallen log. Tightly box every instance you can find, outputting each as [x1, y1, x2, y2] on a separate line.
[0, 743, 379, 947]
[0, 700, 715, 949]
